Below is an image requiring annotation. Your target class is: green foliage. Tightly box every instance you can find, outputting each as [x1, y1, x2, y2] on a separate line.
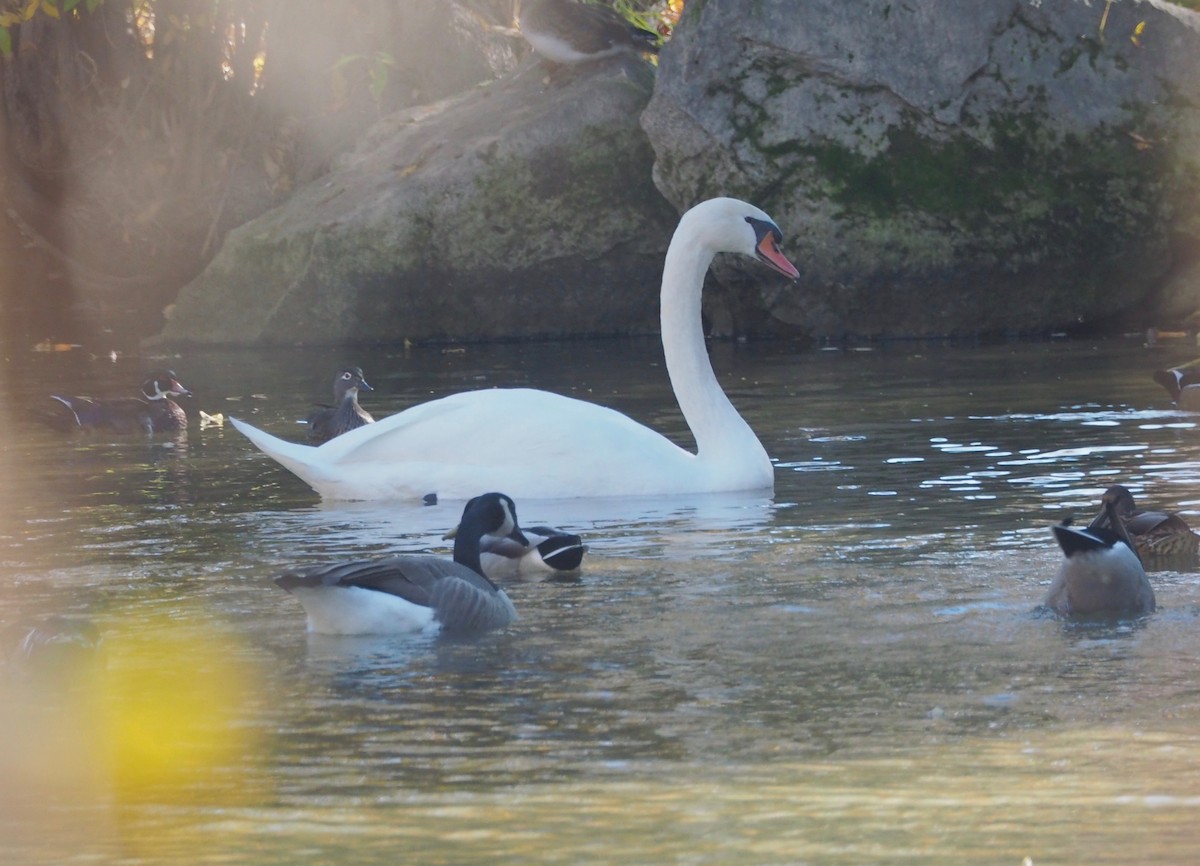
[0, 0, 105, 57]
[328, 51, 396, 114]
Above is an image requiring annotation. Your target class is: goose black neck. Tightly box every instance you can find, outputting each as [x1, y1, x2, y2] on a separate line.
[452, 513, 498, 587]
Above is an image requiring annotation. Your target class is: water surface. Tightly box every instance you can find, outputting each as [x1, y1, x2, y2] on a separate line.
[2, 336, 1200, 864]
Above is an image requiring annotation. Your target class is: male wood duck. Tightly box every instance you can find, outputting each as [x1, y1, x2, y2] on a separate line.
[518, 0, 660, 65]
[306, 366, 375, 444]
[444, 520, 586, 581]
[3, 616, 101, 672]
[1153, 360, 1200, 410]
[45, 370, 191, 434]
[1044, 487, 1156, 617]
[1085, 484, 1200, 560]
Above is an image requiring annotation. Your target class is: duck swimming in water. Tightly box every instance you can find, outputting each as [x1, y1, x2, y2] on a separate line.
[43, 370, 191, 434]
[1085, 484, 1200, 561]
[306, 366, 375, 444]
[1044, 487, 1156, 617]
[1153, 360, 1200, 410]
[230, 198, 800, 501]
[444, 519, 586, 581]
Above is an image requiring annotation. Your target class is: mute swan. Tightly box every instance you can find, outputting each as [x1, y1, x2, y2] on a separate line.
[518, 0, 660, 65]
[1084, 484, 1200, 561]
[274, 492, 521, 635]
[1044, 487, 1156, 617]
[44, 370, 191, 434]
[231, 197, 800, 501]
[306, 366, 375, 444]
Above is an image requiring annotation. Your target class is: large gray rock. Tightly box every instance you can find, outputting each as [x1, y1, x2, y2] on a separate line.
[152, 58, 676, 346]
[643, 0, 1200, 338]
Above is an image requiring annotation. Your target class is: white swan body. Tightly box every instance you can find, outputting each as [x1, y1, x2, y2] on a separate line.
[232, 197, 800, 502]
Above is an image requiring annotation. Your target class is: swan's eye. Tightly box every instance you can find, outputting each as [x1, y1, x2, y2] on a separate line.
[748, 218, 800, 279]
[341, 372, 353, 380]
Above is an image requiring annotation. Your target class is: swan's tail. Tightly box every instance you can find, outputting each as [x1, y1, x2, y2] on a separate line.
[230, 417, 334, 492]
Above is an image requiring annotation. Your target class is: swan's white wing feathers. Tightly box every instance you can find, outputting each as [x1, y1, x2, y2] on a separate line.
[235, 388, 700, 500]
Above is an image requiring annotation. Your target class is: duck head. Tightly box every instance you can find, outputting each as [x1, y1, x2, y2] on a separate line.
[141, 370, 191, 401]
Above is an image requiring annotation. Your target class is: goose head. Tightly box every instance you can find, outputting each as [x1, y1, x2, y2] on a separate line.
[454, 493, 529, 568]
[141, 370, 191, 401]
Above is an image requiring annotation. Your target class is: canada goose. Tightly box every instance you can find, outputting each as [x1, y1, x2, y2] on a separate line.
[274, 492, 523, 635]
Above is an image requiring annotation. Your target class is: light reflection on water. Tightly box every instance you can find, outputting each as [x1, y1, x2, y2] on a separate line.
[3, 337, 1200, 863]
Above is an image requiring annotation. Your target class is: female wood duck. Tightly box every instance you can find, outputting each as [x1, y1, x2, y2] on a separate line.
[1085, 484, 1200, 560]
[274, 492, 521, 635]
[1044, 487, 1156, 617]
[45, 370, 191, 434]
[306, 366, 375, 444]
[518, 0, 660, 65]
[444, 520, 586, 581]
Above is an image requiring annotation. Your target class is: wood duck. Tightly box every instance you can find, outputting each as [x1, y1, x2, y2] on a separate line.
[518, 0, 660, 65]
[1085, 484, 1200, 560]
[44, 370, 191, 434]
[306, 366, 375, 444]
[274, 492, 521, 635]
[1044, 487, 1156, 617]
[3, 616, 101, 669]
[444, 520, 586, 580]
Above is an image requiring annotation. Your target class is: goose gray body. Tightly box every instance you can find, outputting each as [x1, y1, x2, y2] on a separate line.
[277, 555, 516, 634]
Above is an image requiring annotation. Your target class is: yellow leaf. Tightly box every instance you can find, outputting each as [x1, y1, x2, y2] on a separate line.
[21, 0, 40, 22]
[42, 0, 59, 19]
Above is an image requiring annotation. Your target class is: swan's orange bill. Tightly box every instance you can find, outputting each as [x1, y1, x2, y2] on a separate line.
[756, 233, 800, 280]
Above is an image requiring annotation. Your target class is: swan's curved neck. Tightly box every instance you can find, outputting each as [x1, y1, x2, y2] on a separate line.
[659, 221, 767, 465]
